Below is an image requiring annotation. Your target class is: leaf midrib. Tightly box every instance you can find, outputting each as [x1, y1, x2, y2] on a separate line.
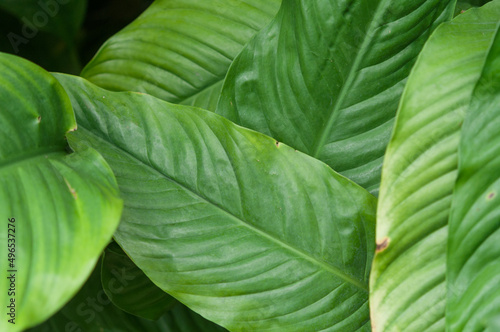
[77, 126, 369, 292]
[312, 1, 388, 158]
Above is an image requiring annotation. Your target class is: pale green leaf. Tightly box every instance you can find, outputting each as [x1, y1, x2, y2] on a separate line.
[446, 29, 500, 331]
[370, 3, 500, 331]
[0, 52, 122, 331]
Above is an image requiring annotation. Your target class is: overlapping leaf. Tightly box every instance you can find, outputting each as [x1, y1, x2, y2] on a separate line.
[162, 302, 228, 332]
[81, 0, 281, 110]
[54, 73, 377, 331]
[102, 241, 176, 320]
[0, 53, 122, 331]
[446, 29, 500, 331]
[455, 0, 492, 15]
[28, 262, 224, 332]
[370, 3, 500, 331]
[216, 0, 455, 194]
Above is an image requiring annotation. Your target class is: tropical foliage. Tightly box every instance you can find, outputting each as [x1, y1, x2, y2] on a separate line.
[0, 0, 498, 331]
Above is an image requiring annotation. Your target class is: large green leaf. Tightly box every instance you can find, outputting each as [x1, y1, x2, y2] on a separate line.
[29, 261, 225, 332]
[54, 73, 377, 331]
[102, 241, 176, 320]
[370, 3, 500, 331]
[0, 0, 87, 44]
[0, 53, 122, 331]
[446, 30, 500, 331]
[215, 0, 455, 195]
[81, 0, 281, 110]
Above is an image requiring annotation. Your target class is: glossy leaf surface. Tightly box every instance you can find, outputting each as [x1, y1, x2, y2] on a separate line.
[55, 73, 377, 331]
[216, 0, 455, 194]
[81, 0, 281, 110]
[0, 53, 122, 331]
[102, 241, 176, 320]
[446, 29, 500, 331]
[370, 3, 500, 331]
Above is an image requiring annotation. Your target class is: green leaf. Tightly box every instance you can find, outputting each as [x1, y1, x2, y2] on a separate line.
[102, 241, 177, 320]
[0, 52, 122, 331]
[215, 0, 455, 195]
[81, 0, 281, 110]
[446, 30, 500, 331]
[369, 3, 500, 331]
[54, 73, 377, 331]
[28, 261, 224, 332]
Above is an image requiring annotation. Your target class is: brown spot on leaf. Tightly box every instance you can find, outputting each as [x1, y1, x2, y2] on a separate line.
[64, 178, 78, 200]
[275, 141, 280, 147]
[376, 237, 390, 253]
[37, 116, 41, 123]
[487, 192, 495, 200]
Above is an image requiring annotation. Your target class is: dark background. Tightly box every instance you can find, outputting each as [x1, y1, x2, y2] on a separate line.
[0, 0, 153, 74]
